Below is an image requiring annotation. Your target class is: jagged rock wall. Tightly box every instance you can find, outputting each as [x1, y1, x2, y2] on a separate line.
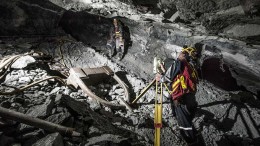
[1, 37, 260, 145]
[59, 10, 113, 47]
[174, 0, 241, 20]
[120, 0, 260, 43]
[0, 1, 260, 145]
[1, 0, 260, 94]
[0, 0, 65, 35]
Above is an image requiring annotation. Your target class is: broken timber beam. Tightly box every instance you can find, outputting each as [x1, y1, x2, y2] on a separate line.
[67, 66, 132, 110]
[0, 106, 81, 137]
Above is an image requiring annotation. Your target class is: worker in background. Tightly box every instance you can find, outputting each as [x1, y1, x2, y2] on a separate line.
[156, 47, 199, 145]
[106, 18, 125, 60]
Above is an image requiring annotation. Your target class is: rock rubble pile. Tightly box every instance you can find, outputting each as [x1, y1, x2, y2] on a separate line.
[0, 38, 259, 145]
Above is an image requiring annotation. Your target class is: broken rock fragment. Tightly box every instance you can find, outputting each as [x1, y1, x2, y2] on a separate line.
[25, 98, 54, 118]
[11, 55, 36, 69]
[45, 112, 71, 124]
[0, 135, 14, 146]
[85, 134, 129, 146]
[18, 76, 31, 84]
[32, 132, 64, 146]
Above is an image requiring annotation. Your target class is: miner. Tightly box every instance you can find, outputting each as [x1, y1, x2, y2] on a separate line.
[156, 47, 199, 145]
[106, 18, 125, 60]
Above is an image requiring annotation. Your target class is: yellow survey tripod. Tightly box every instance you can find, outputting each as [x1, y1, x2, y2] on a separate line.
[131, 57, 172, 146]
[154, 80, 163, 146]
[131, 78, 171, 146]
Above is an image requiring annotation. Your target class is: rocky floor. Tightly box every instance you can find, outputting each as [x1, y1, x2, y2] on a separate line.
[0, 37, 260, 146]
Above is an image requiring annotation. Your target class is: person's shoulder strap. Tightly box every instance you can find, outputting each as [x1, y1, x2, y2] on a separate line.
[174, 60, 181, 76]
[160, 59, 181, 83]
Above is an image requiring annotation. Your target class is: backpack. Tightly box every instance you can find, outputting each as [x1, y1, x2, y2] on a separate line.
[171, 60, 198, 100]
[160, 58, 180, 83]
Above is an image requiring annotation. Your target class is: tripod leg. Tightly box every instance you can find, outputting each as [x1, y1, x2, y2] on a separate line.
[154, 82, 163, 146]
[131, 79, 156, 104]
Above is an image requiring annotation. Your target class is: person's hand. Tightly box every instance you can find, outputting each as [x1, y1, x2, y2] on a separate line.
[155, 73, 162, 82]
[160, 64, 166, 73]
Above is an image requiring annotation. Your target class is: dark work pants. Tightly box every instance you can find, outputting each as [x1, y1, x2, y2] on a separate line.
[172, 93, 198, 144]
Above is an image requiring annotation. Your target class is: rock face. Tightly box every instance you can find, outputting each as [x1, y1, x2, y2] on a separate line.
[84, 134, 129, 146]
[11, 55, 36, 69]
[32, 133, 64, 146]
[0, 38, 260, 146]
[224, 24, 260, 37]
[174, 0, 240, 20]
[1, 0, 260, 146]
[28, 0, 259, 94]
[0, 0, 64, 35]
[25, 98, 54, 118]
[59, 11, 113, 47]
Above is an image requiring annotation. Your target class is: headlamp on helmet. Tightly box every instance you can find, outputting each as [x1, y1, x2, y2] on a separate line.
[181, 47, 197, 60]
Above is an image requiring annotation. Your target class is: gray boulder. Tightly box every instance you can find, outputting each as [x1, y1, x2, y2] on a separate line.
[11, 55, 36, 69]
[32, 133, 64, 146]
[84, 134, 128, 146]
[25, 98, 54, 118]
